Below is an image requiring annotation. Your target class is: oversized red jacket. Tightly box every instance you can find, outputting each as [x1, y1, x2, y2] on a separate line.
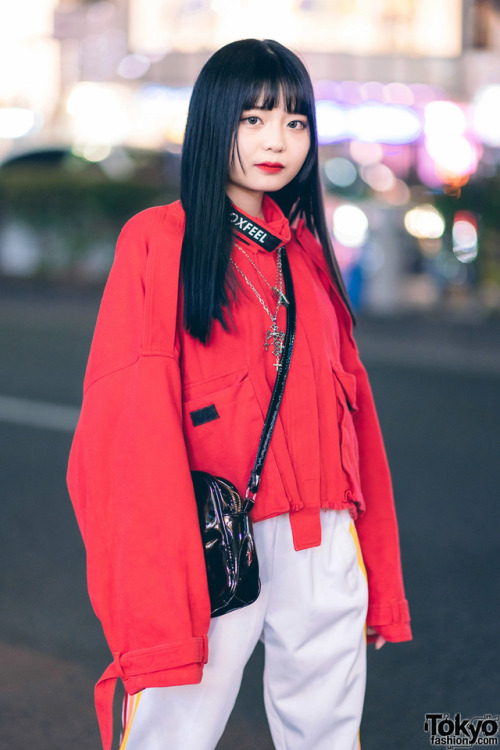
[67, 196, 411, 750]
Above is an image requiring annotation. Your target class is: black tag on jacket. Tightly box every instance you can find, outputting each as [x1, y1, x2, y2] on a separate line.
[190, 404, 220, 427]
[228, 207, 283, 252]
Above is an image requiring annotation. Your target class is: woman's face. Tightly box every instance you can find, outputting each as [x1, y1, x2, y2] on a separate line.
[227, 97, 310, 214]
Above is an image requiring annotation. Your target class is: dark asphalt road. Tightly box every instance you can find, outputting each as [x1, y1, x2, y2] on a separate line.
[1, 282, 499, 750]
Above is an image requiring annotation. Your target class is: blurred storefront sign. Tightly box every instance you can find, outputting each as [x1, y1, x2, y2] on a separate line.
[0, 0, 60, 139]
[129, 0, 463, 58]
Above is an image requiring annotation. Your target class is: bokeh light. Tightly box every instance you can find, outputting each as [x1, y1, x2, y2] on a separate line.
[383, 82, 415, 106]
[433, 137, 478, 180]
[472, 85, 500, 147]
[425, 100, 466, 137]
[382, 179, 411, 207]
[347, 103, 422, 144]
[67, 82, 132, 146]
[315, 100, 348, 144]
[0, 108, 40, 139]
[324, 158, 357, 188]
[316, 101, 421, 145]
[333, 204, 369, 247]
[361, 163, 396, 192]
[349, 141, 383, 166]
[424, 100, 478, 180]
[452, 212, 478, 263]
[73, 142, 113, 163]
[132, 85, 191, 147]
[117, 54, 151, 80]
[404, 205, 445, 240]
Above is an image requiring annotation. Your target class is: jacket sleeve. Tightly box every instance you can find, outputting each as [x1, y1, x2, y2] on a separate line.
[294, 220, 411, 643]
[332, 291, 412, 643]
[67, 206, 211, 749]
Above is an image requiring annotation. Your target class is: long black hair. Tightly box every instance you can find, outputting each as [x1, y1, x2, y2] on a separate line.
[181, 38, 352, 344]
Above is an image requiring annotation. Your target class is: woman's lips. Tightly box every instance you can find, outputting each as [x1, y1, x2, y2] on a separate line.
[256, 163, 284, 173]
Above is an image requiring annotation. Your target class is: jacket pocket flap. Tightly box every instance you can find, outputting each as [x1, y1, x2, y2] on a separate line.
[183, 367, 249, 403]
[332, 365, 358, 412]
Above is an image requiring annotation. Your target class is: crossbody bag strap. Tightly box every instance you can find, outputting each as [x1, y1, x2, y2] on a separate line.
[246, 245, 296, 506]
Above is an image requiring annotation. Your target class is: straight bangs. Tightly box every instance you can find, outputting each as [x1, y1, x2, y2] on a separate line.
[241, 69, 310, 118]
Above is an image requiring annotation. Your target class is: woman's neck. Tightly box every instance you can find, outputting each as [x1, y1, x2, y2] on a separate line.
[226, 187, 265, 220]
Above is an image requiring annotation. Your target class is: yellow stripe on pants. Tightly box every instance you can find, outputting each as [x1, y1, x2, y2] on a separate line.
[349, 521, 367, 582]
[120, 692, 142, 749]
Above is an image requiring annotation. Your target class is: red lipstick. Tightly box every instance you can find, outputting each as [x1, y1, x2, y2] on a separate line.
[256, 162, 284, 173]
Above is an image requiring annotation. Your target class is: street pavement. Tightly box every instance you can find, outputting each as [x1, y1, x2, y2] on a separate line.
[0, 281, 499, 750]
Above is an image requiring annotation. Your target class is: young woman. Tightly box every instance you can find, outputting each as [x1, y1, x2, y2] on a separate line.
[67, 39, 411, 750]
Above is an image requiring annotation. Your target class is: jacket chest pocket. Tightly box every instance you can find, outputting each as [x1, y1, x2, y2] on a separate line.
[182, 369, 264, 495]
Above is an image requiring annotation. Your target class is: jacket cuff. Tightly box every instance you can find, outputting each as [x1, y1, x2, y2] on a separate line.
[95, 637, 207, 750]
[113, 636, 208, 682]
[366, 598, 412, 643]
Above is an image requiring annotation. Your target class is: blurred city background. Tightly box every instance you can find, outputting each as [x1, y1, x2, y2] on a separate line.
[1, 0, 500, 310]
[1, 2, 499, 750]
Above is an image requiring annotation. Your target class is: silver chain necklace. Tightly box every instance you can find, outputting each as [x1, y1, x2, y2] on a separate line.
[234, 243, 289, 309]
[230, 245, 287, 369]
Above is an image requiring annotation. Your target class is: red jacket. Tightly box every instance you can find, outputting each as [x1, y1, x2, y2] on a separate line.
[67, 196, 411, 750]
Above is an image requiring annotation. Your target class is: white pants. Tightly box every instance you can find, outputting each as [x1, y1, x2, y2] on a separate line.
[120, 510, 368, 750]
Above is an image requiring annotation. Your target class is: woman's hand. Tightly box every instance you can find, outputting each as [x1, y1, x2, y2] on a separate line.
[366, 626, 386, 650]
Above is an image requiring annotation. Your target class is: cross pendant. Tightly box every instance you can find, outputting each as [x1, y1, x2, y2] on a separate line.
[264, 323, 284, 372]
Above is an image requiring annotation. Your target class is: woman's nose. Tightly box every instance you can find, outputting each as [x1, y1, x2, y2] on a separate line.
[263, 123, 285, 152]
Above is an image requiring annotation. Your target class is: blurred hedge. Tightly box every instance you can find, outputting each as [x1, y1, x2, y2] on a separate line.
[0, 162, 178, 281]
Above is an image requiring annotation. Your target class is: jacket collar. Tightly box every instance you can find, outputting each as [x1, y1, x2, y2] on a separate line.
[230, 195, 291, 254]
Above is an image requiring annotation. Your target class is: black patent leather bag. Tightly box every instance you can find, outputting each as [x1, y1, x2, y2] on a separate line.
[191, 472, 260, 617]
[192, 248, 296, 617]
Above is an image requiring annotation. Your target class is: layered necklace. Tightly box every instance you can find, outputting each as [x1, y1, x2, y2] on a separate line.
[230, 242, 289, 370]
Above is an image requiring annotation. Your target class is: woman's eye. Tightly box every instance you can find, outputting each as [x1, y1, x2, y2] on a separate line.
[288, 120, 307, 130]
[242, 116, 260, 125]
